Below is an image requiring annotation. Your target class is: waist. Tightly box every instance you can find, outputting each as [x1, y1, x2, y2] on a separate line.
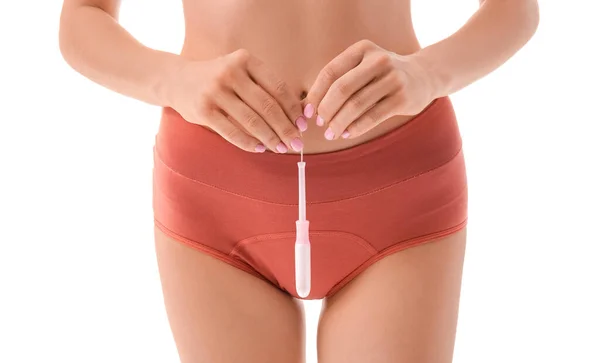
[154, 96, 463, 204]
[178, 9, 421, 154]
[179, 4, 420, 114]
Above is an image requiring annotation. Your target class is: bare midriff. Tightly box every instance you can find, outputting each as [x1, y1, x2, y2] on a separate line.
[180, 0, 423, 154]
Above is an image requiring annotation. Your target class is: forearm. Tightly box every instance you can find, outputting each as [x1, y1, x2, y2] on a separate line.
[413, 0, 540, 98]
[59, 5, 184, 106]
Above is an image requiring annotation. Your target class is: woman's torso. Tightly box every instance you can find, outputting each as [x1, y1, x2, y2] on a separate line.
[179, 0, 422, 154]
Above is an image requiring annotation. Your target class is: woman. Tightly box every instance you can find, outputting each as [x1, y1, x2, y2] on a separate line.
[58, 1, 539, 362]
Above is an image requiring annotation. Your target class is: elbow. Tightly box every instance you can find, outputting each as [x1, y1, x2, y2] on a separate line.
[58, 31, 71, 67]
[58, 8, 76, 68]
[58, 5, 93, 69]
[521, 0, 540, 39]
[58, 3, 119, 70]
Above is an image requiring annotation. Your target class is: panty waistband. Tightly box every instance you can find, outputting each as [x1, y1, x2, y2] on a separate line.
[154, 96, 463, 205]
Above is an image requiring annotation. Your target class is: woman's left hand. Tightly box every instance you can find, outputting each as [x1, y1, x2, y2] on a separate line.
[304, 39, 439, 140]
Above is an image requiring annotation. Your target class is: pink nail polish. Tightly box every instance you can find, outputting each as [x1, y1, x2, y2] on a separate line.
[255, 144, 266, 153]
[291, 138, 304, 152]
[324, 128, 335, 140]
[276, 142, 288, 153]
[316, 115, 324, 127]
[295, 116, 308, 132]
[342, 131, 350, 139]
[304, 104, 315, 118]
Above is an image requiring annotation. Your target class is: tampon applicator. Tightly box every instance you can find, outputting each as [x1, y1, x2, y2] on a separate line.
[295, 148, 311, 298]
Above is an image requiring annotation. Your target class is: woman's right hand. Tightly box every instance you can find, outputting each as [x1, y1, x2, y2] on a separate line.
[165, 49, 307, 153]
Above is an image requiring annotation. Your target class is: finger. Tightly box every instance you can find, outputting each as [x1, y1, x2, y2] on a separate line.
[206, 109, 266, 153]
[344, 96, 400, 139]
[317, 60, 381, 127]
[245, 55, 307, 131]
[304, 40, 373, 119]
[325, 74, 397, 140]
[218, 91, 286, 153]
[234, 75, 303, 152]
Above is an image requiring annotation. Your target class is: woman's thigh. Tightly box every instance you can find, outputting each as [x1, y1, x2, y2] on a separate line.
[154, 227, 306, 363]
[317, 228, 467, 363]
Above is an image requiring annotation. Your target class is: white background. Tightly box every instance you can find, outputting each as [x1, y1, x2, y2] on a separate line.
[1, 1, 599, 362]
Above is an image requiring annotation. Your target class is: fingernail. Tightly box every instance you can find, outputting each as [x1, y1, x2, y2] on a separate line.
[303, 104, 314, 118]
[316, 115, 324, 127]
[276, 142, 288, 153]
[255, 144, 266, 153]
[324, 127, 335, 140]
[295, 116, 308, 132]
[291, 137, 304, 152]
[342, 131, 350, 139]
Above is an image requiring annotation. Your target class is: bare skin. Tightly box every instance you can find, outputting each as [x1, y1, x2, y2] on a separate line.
[59, 0, 538, 362]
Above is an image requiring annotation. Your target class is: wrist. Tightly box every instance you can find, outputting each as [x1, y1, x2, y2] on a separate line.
[409, 48, 451, 100]
[151, 51, 189, 108]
